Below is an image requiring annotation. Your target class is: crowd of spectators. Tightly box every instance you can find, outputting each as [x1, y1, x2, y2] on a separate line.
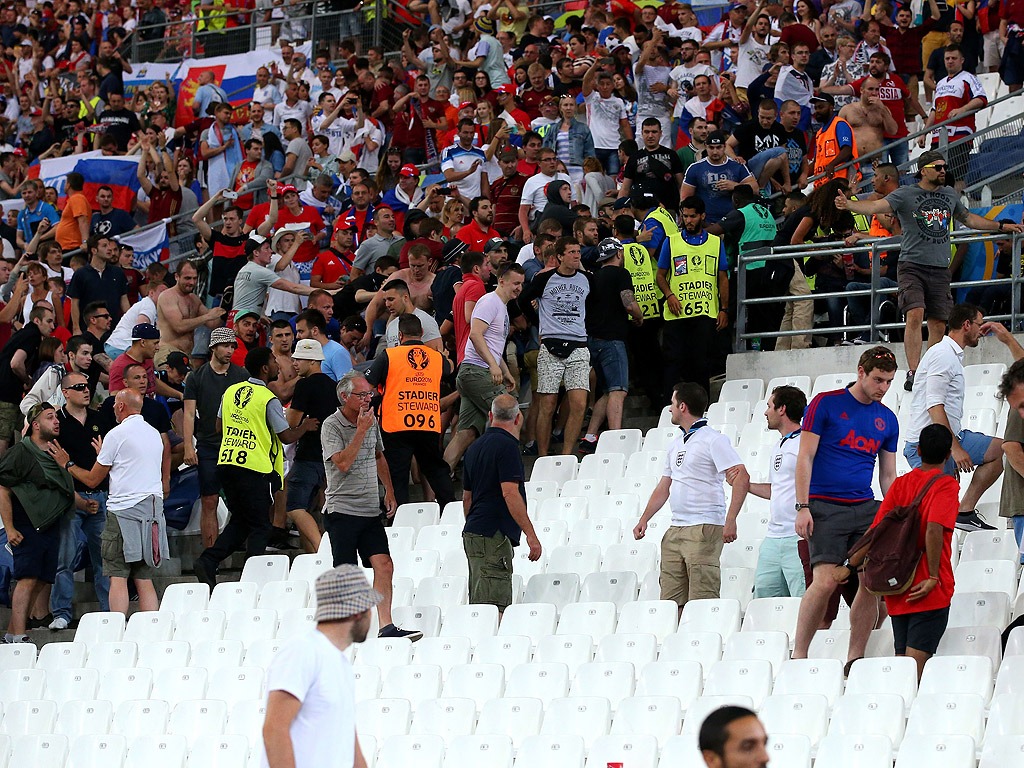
[0, 0, 1023, 640]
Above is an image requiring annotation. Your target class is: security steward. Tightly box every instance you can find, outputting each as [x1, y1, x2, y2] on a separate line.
[193, 346, 320, 588]
[366, 313, 456, 509]
[811, 92, 858, 188]
[656, 196, 730, 398]
[630, 189, 681, 263]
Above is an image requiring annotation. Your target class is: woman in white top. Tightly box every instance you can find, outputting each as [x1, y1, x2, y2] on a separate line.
[267, 229, 309, 321]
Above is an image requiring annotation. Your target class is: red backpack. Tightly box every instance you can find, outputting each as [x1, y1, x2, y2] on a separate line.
[848, 474, 943, 597]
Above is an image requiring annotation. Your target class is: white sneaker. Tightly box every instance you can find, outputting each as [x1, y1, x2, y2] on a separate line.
[48, 617, 70, 631]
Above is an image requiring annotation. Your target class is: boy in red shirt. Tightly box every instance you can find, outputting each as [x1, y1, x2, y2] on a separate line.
[836, 423, 960, 680]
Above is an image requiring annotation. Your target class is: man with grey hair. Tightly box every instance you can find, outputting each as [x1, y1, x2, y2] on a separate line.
[462, 393, 542, 617]
[321, 371, 421, 641]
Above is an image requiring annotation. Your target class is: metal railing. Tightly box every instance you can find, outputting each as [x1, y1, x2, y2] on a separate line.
[734, 231, 1024, 350]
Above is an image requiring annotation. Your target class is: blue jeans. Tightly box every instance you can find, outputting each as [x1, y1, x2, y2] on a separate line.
[1014, 516, 1024, 564]
[746, 146, 788, 182]
[846, 278, 898, 341]
[588, 337, 629, 392]
[51, 491, 110, 620]
[885, 138, 910, 169]
[595, 147, 620, 176]
[104, 344, 125, 360]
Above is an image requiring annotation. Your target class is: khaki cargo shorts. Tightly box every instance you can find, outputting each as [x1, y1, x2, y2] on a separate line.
[660, 524, 725, 608]
[463, 531, 514, 611]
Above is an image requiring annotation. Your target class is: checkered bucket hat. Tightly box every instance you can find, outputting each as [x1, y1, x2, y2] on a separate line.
[314, 565, 383, 622]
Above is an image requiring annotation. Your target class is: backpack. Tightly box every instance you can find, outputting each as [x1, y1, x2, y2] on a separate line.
[848, 473, 943, 597]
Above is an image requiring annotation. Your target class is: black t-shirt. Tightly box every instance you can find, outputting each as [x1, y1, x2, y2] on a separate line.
[99, 395, 171, 436]
[209, 230, 249, 296]
[731, 119, 787, 163]
[777, 126, 808, 177]
[291, 372, 340, 462]
[745, 72, 776, 110]
[0, 323, 42, 404]
[56, 406, 108, 492]
[80, 331, 106, 396]
[98, 108, 141, 151]
[462, 427, 527, 546]
[334, 272, 386, 320]
[624, 148, 687, 211]
[91, 209, 137, 238]
[586, 264, 634, 342]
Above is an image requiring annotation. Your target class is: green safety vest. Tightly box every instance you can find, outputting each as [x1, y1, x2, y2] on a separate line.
[737, 202, 777, 271]
[623, 241, 663, 320]
[662, 230, 723, 321]
[219, 381, 283, 479]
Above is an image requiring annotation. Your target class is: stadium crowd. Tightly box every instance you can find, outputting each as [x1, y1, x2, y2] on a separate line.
[0, 0, 1022, 660]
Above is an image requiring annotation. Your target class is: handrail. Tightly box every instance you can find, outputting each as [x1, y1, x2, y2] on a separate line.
[734, 231, 1024, 347]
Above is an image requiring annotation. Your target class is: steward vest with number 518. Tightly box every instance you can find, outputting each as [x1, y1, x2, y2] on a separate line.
[623, 241, 664, 320]
[662, 231, 722, 321]
[381, 344, 443, 433]
[218, 381, 284, 479]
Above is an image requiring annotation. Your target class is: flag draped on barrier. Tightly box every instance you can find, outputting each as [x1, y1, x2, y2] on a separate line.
[116, 224, 171, 268]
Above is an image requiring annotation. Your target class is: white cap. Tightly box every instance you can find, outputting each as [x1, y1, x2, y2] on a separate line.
[293, 338, 325, 361]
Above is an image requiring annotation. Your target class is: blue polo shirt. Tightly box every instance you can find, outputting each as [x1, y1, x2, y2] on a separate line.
[463, 426, 527, 546]
[17, 201, 58, 244]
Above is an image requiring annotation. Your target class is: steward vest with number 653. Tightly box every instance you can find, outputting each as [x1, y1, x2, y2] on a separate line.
[381, 344, 443, 433]
[218, 381, 284, 479]
[662, 231, 723, 321]
[623, 241, 664, 320]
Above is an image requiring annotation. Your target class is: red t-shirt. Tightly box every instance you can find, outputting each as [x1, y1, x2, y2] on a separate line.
[1001, 0, 1024, 25]
[148, 188, 183, 224]
[453, 273, 487, 363]
[109, 352, 156, 394]
[517, 159, 539, 176]
[520, 87, 553, 121]
[398, 237, 445, 269]
[392, 97, 447, 150]
[870, 468, 960, 616]
[230, 336, 252, 368]
[312, 249, 353, 285]
[851, 74, 910, 138]
[245, 203, 325, 265]
[233, 160, 261, 209]
[456, 220, 500, 252]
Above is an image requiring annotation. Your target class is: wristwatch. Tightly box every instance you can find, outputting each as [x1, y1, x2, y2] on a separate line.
[840, 558, 856, 572]
[64, 460, 75, 470]
[794, 503, 811, 511]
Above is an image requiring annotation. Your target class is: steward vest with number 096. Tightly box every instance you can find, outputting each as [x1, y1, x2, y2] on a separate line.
[663, 231, 722, 321]
[381, 344, 443, 433]
[218, 381, 284, 479]
[623, 242, 663, 320]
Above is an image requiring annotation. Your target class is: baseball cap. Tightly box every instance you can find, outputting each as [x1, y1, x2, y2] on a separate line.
[706, 130, 729, 146]
[399, 164, 419, 178]
[630, 190, 658, 209]
[210, 327, 238, 347]
[338, 149, 357, 163]
[496, 83, 517, 95]
[458, 101, 475, 110]
[164, 352, 191, 375]
[442, 237, 469, 265]
[917, 149, 947, 173]
[484, 237, 509, 254]
[613, 196, 632, 211]
[498, 148, 518, 163]
[244, 236, 267, 256]
[313, 565, 383, 623]
[597, 237, 623, 263]
[29, 108, 43, 117]
[293, 338, 325, 361]
[810, 93, 835, 107]
[234, 309, 261, 323]
[728, 2, 747, 11]
[130, 323, 159, 341]
[277, 184, 298, 195]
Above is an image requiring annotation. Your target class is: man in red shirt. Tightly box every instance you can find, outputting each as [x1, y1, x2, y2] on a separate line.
[490, 149, 527, 237]
[390, 74, 449, 166]
[836, 423, 959, 681]
[456, 197, 500, 252]
[232, 138, 269, 209]
[451, 250, 492, 363]
[230, 310, 261, 367]
[520, 63, 554, 120]
[398, 217, 444, 269]
[311, 224, 356, 290]
[244, 184, 324, 273]
[136, 137, 181, 225]
[885, 3, 939, 99]
[517, 130, 544, 176]
[494, 85, 531, 131]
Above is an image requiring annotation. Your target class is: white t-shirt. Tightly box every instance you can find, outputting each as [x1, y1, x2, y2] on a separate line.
[260, 628, 357, 768]
[383, 307, 441, 350]
[520, 171, 572, 220]
[670, 63, 718, 118]
[767, 431, 801, 538]
[267, 253, 304, 316]
[663, 425, 743, 527]
[311, 112, 354, 157]
[463, 291, 510, 368]
[106, 295, 158, 352]
[584, 92, 628, 151]
[736, 35, 772, 89]
[440, 142, 488, 200]
[97, 413, 165, 512]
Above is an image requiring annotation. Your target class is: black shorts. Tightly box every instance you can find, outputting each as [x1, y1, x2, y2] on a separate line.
[11, 504, 59, 583]
[196, 444, 221, 497]
[324, 512, 390, 567]
[807, 498, 880, 567]
[892, 606, 950, 655]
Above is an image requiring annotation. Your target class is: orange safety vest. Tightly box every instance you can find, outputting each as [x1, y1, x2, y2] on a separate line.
[813, 116, 859, 188]
[380, 344, 443, 434]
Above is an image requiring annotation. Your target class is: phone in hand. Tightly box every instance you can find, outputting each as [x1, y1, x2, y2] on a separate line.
[222, 190, 238, 200]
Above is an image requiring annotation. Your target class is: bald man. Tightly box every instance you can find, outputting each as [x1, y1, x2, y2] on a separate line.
[50, 387, 169, 615]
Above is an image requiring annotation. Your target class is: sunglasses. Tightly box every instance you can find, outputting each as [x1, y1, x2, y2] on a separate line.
[63, 382, 89, 392]
[924, 163, 947, 170]
[94, 313, 111, 319]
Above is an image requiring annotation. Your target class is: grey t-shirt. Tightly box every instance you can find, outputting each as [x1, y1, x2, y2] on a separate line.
[525, 268, 592, 342]
[232, 261, 280, 314]
[885, 184, 969, 268]
[354, 234, 405, 273]
[286, 137, 313, 190]
[637, 65, 672, 118]
[382, 307, 441, 351]
[183, 362, 249, 449]
[322, 409, 385, 516]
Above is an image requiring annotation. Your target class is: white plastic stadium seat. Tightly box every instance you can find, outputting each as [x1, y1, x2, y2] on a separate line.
[112, 700, 170, 738]
[703, 660, 774, 707]
[439, 604, 498, 645]
[416, 576, 469, 611]
[238, 554, 289, 590]
[377, 735, 445, 768]
[0, 669, 46, 706]
[66, 734, 128, 768]
[45, 668, 99, 707]
[392, 502, 441, 534]
[96, 669, 153, 709]
[123, 735, 188, 768]
[625, 451, 667, 478]
[288, 554, 333, 585]
[410, 697, 476, 743]
[414, 638, 472, 676]
[208, 667, 264, 706]
[505, 663, 570, 707]
[759, 694, 829, 752]
[964, 363, 1007, 388]
[812, 373, 857, 396]
[257, 581, 309, 613]
[557, 601, 616, 641]
[2, 699, 58, 736]
[475, 698, 543, 750]
[816, 735, 892, 768]
[602, 542, 658, 577]
[919, 655, 993, 703]
[578, 453, 625, 481]
[524, 481, 560, 504]
[37, 643, 89, 671]
[706, 401, 751, 426]
[540, 697, 611, 750]
[570, 518, 622, 549]
[56, 699, 114, 738]
[827, 693, 906, 746]
[773, 659, 844, 706]
[678, 599, 741, 642]
[610, 696, 682, 749]
[596, 429, 643, 456]
[167, 700, 227, 738]
[498, 604, 557, 645]
[443, 735, 514, 768]
[766, 376, 811, 394]
[439, 664, 504, 712]
[9, 735, 69, 768]
[595, 633, 657, 668]
[580, 572, 639, 612]
[530, 456, 578, 485]
[380, 664, 443, 710]
[0, 644, 36, 673]
[935, 625, 1003, 669]
[719, 379, 765, 404]
[355, 699, 412, 742]
[658, 633, 724, 678]
[617, 600, 678, 643]
[895, 735, 977, 768]
[643, 427, 681, 452]
[186, 641, 240, 673]
[185, 734, 248, 768]
[392, 550, 441, 586]
[209, 583, 258, 612]
[634, 661, 703, 710]
[75, 613, 126, 645]
[722, 631, 789, 675]
[514, 735, 585, 768]
[524, 574, 581, 614]
[845, 657, 919, 706]
[905, 693, 985, 743]
[153, 667, 209, 706]
[981, 736, 1024, 768]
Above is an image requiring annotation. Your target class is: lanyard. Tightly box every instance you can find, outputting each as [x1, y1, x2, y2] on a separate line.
[780, 428, 801, 447]
[683, 418, 709, 443]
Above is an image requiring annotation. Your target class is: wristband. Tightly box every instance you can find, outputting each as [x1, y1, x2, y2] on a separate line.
[269, 196, 278, 200]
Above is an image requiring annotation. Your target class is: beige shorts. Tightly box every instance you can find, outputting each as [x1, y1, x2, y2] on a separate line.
[660, 524, 725, 608]
[537, 345, 590, 395]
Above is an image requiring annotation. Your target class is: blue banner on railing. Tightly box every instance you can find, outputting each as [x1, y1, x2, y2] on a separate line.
[956, 204, 1024, 301]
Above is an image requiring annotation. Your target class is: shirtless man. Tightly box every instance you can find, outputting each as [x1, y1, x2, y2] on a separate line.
[362, 245, 435, 335]
[269, 319, 299, 402]
[156, 261, 225, 363]
[838, 78, 898, 181]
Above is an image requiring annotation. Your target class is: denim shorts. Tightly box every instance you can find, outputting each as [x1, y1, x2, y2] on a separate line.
[588, 338, 628, 393]
[904, 429, 992, 477]
[286, 459, 327, 512]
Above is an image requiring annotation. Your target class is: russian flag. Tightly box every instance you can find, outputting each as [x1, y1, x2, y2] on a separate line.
[116, 224, 170, 268]
[73, 156, 141, 211]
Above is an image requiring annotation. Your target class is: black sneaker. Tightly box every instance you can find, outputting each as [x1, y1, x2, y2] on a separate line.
[193, 557, 217, 590]
[27, 613, 53, 630]
[521, 441, 538, 456]
[378, 623, 423, 642]
[904, 370, 915, 392]
[265, 527, 293, 552]
[550, 430, 564, 445]
[955, 510, 997, 532]
[578, 437, 597, 455]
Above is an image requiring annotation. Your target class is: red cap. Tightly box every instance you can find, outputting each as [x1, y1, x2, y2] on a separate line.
[399, 164, 419, 178]
[496, 84, 517, 95]
[12, 148, 26, 157]
[458, 101, 475, 110]
[277, 184, 298, 195]
[29, 108, 43, 117]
